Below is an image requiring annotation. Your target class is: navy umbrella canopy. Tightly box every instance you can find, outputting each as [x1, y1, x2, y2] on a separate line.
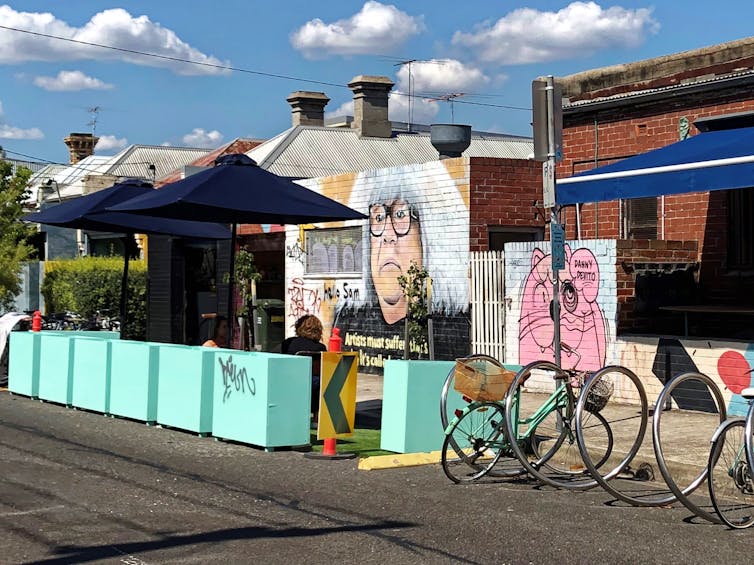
[108, 154, 367, 346]
[108, 154, 367, 224]
[24, 178, 231, 339]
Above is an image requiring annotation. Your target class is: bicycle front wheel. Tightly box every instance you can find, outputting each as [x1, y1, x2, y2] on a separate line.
[442, 402, 506, 483]
[708, 418, 754, 529]
[504, 361, 597, 490]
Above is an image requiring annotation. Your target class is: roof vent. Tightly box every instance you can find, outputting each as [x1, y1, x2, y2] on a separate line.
[430, 124, 471, 159]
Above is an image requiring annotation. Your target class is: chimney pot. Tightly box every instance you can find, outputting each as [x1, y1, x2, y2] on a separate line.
[348, 75, 394, 138]
[64, 132, 99, 164]
[286, 91, 330, 127]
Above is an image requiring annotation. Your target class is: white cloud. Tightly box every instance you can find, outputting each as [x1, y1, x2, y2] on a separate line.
[182, 128, 223, 148]
[33, 70, 114, 91]
[95, 134, 128, 151]
[396, 59, 489, 94]
[452, 1, 660, 64]
[291, 1, 424, 58]
[0, 99, 44, 139]
[0, 124, 44, 139]
[0, 6, 229, 75]
[388, 91, 439, 124]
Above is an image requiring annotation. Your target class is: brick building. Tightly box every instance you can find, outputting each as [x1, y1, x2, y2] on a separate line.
[556, 36, 754, 338]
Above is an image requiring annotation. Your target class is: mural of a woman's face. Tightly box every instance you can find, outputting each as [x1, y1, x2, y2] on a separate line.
[369, 198, 422, 324]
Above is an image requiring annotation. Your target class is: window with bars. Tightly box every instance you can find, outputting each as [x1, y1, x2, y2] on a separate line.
[305, 226, 362, 275]
[727, 186, 754, 269]
[623, 197, 658, 240]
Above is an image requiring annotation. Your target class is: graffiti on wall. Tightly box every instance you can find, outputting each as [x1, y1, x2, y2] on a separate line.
[284, 161, 472, 373]
[518, 243, 607, 371]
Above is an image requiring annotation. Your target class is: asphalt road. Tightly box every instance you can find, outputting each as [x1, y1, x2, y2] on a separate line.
[1, 392, 753, 565]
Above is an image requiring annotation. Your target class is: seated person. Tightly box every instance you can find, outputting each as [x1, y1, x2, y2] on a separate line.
[282, 315, 327, 417]
[202, 315, 229, 348]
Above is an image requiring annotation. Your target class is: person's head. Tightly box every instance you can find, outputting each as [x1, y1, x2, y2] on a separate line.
[368, 197, 422, 324]
[295, 314, 323, 342]
[214, 315, 229, 343]
[343, 161, 470, 320]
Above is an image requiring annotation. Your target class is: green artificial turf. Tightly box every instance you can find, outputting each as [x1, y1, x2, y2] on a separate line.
[309, 428, 393, 458]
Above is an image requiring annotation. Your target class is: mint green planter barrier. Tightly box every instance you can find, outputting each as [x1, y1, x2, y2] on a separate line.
[48, 330, 119, 339]
[380, 360, 524, 454]
[211, 351, 311, 450]
[381, 360, 455, 453]
[156, 344, 214, 434]
[109, 341, 159, 423]
[71, 337, 112, 413]
[37, 333, 75, 406]
[8, 332, 42, 397]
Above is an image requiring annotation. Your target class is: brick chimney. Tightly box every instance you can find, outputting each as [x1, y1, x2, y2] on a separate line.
[64, 132, 99, 164]
[348, 75, 394, 138]
[287, 91, 330, 127]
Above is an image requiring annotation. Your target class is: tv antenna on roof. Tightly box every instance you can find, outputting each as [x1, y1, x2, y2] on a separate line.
[394, 59, 417, 131]
[428, 93, 466, 123]
[87, 106, 101, 134]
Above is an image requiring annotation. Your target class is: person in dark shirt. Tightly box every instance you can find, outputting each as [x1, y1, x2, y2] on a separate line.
[282, 315, 327, 417]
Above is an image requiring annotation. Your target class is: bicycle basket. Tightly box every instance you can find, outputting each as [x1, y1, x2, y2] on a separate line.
[584, 378, 614, 413]
[453, 359, 517, 402]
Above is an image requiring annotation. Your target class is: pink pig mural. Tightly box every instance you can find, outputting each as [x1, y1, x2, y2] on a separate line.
[518, 244, 607, 371]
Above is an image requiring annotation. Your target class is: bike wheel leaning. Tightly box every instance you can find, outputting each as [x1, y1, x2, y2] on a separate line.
[576, 365, 657, 506]
[653, 371, 726, 523]
[442, 402, 506, 483]
[708, 418, 754, 529]
[504, 361, 598, 490]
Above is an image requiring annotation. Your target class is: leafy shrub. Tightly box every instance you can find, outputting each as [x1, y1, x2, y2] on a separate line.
[42, 257, 147, 340]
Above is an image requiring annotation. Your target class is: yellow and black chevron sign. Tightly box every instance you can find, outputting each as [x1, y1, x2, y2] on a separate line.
[317, 352, 358, 440]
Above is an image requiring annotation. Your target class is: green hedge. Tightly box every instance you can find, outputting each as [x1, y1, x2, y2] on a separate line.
[41, 257, 146, 340]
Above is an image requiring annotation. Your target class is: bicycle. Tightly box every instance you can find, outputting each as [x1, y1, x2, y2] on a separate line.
[707, 387, 754, 528]
[505, 351, 647, 491]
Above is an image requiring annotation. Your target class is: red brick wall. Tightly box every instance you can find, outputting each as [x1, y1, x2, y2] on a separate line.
[558, 88, 754, 305]
[468, 157, 544, 251]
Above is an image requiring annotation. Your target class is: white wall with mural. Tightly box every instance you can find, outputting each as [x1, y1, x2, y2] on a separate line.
[285, 160, 472, 373]
[504, 239, 618, 371]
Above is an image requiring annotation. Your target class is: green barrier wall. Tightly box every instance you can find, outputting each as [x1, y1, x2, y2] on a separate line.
[156, 344, 214, 434]
[37, 333, 75, 405]
[211, 351, 311, 449]
[381, 360, 456, 453]
[71, 337, 112, 413]
[8, 332, 42, 397]
[109, 341, 159, 423]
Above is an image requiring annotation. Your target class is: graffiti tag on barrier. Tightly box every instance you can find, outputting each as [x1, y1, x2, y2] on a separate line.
[218, 355, 255, 403]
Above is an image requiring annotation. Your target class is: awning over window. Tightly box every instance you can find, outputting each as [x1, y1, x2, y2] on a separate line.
[557, 126, 754, 205]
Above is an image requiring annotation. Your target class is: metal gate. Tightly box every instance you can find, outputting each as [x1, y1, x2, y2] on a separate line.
[469, 250, 506, 361]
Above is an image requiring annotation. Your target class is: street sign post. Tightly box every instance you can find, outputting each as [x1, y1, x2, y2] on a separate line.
[318, 352, 358, 439]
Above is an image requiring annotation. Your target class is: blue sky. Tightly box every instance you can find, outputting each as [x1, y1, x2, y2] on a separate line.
[1, 1, 752, 166]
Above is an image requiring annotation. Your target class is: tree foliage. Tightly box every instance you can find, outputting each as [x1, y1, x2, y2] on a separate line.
[0, 159, 36, 312]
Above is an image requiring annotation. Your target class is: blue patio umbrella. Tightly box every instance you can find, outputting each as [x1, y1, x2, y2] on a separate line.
[107, 154, 367, 346]
[24, 178, 231, 338]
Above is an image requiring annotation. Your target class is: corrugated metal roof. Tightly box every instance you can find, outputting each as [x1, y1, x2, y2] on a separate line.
[247, 126, 533, 178]
[3, 157, 47, 176]
[97, 145, 212, 181]
[564, 68, 754, 109]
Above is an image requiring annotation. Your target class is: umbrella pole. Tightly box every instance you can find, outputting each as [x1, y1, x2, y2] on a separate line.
[120, 236, 130, 340]
[227, 223, 237, 347]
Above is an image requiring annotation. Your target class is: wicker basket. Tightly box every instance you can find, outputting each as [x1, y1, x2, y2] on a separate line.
[453, 359, 517, 402]
[584, 378, 614, 413]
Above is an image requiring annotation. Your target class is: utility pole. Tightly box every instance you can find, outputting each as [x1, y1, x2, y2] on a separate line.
[532, 75, 564, 367]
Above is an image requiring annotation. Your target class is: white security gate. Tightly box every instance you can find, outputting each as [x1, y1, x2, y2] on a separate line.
[469, 250, 506, 361]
